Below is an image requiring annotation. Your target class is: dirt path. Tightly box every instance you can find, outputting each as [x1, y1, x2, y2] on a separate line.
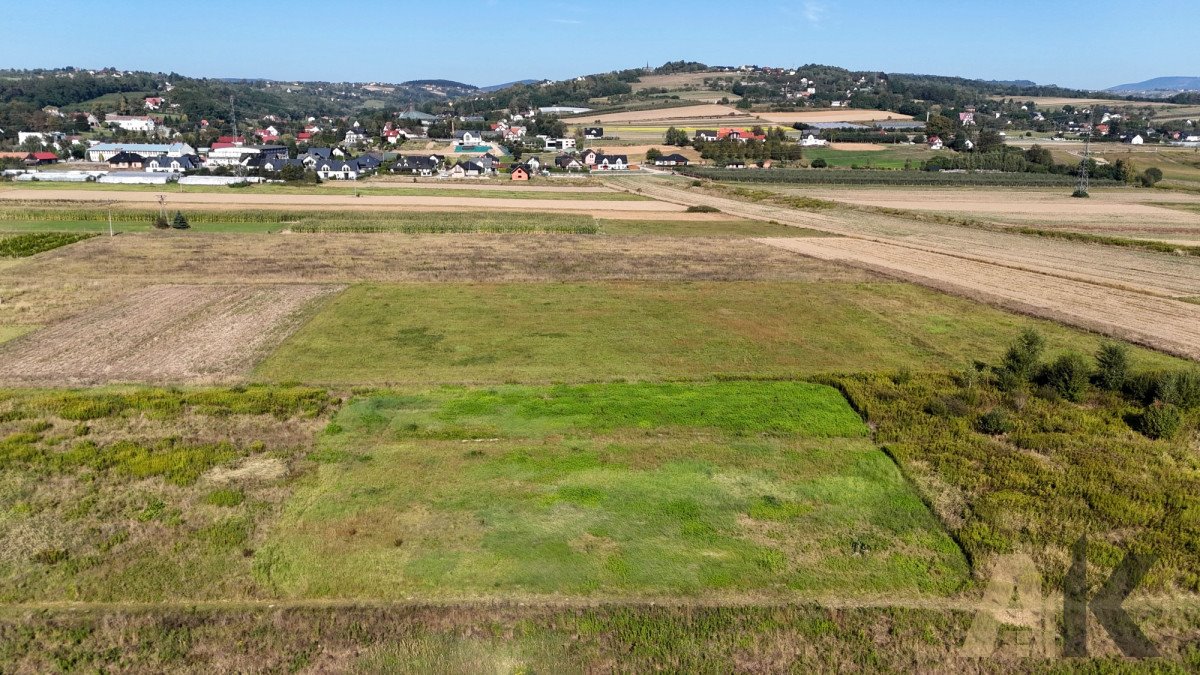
[0, 284, 341, 385]
[0, 188, 687, 216]
[606, 177, 1200, 360]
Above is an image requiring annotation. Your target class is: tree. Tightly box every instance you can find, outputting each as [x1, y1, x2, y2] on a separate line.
[735, 98, 752, 110]
[1094, 342, 1129, 391]
[976, 129, 1004, 153]
[1001, 328, 1045, 381]
[1042, 352, 1090, 402]
[644, 147, 662, 162]
[171, 211, 190, 230]
[280, 163, 305, 182]
[926, 114, 955, 138]
[810, 157, 828, 168]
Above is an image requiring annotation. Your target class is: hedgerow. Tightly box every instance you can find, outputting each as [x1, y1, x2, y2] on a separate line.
[679, 167, 1118, 187]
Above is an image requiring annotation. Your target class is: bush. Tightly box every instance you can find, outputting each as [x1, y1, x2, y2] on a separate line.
[1094, 342, 1129, 391]
[976, 408, 1013, 435]
[810, 158, 828, 168]
[1041, 352, 1091, 402]
[1126, 370, 1200, 409]
[685, 205, 719, 213]
[171, 211, 190, 230]
[153, 214, 169, 229]
[1138, 401, 1182, 439]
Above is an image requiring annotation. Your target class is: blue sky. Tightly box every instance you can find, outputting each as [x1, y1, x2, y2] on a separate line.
[1, 0, 1192, 90]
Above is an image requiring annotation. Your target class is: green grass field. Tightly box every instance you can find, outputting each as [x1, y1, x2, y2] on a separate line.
[596, 218, 821, 236]
[255, 281, 1182, 386]
[257, 381, 968, 599]
[803, 146, 936, 169]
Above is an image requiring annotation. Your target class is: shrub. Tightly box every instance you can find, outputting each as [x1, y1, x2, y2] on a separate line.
[1000, 329, 1045, 381]
[1094, 342, 1129, 391]
[1041, 352, 1091, 402]
[976, 408, 1013, 435]
[153, 214, 169, 229]
[171, 211, 190, 230]
[1138, 402, 1182, 439]
[685, 205, 719, 213]
[810, 158, 828, 168]
[1126, 370, 1200, 409]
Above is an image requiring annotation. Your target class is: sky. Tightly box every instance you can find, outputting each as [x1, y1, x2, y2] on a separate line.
[1, 0, 1193, 90]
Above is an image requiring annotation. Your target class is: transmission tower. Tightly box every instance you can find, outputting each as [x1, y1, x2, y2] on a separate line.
[1074, 112, 1093, 197]
[229, 94, 238, 140]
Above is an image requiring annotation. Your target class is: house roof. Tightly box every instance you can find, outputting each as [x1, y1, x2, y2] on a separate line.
[317, 159, 359, 171]
[31, 152, 58, 161]
[596, 154, 628, 163]
[88, 143, 189, 154]
[107, 151, 145, 163]
[657, 154, 688, 162]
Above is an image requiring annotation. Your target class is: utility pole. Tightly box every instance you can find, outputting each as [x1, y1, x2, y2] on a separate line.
[108, 210, 114, 237]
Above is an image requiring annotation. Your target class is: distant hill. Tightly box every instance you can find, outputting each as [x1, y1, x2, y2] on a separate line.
[402, 79, 476, 90]
[479, 79, 541, 93]
[1108, 76, 1200, 94]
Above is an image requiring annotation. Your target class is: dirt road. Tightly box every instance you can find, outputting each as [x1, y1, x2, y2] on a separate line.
[606, 177, 1200, 360]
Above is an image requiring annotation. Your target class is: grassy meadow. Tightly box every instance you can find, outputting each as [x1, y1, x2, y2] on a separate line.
[257, 381, 969, 599]
[255, 281, 1183, 386]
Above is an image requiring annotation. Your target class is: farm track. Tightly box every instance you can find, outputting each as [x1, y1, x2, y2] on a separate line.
[0, 188, 687, 216]
[608, 177, 1200, 359]
[0, 284, 340, 385]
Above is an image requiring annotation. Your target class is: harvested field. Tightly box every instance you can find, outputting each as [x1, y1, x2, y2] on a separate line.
[758, 237, 1200, 360]
[563, 103, 748, 123]
[0, 188, 683, 217]
[0, 284, 340, 385]
[0, 233, 869, 326]
[612, 178, 1200, 297]
[754, 110, 916, 124]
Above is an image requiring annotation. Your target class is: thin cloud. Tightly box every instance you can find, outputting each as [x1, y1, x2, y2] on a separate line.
[550, 18, 583, 24]
[802, 1, 828, 25]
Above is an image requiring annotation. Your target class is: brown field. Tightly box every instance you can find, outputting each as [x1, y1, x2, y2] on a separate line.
[753, 110, 915, 124]
[631, 72, 727, 91]
[605, 176, 1200, 358]
[562, 104, 749, 124]
[0, 284, 339, 386]
[778, 185, 1200, 238]
[827, 143, 891, 152]
[0, 233, 870, 329]
[759, 237, 1200, 360]
[0, 188, 685, 217]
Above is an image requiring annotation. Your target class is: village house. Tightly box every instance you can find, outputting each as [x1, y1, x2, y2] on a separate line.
[584, 127, 603, 140]
[392, 155, 439, 176]
[454, 130, 485, 145]
[24, 152, 60, 166]
[592, 154, 628, 171]
[800, 134, 828, 147]
[510, 165, 530, 181]
[476, 153, 501, 171]
[543, 137, 576, 151]
[927, 135, 944, 150]
[724, 159, 747, 169]
[144, 155, 199, 172]
[579, 148, 599, 166]
[106, 151, 146, 169]
[524, 156, 542, 172]
[144, 97, 163, 110]
[653, 153, 689, 167]
[694, 129, 719, 142]
[250, 156, 304, 172]
[315, 158, 361, 180]
[343, 126, 369, 145]
[104, 114, 157, 132]
[447, 160, 485, 178]
[555, 154, 584, 171]
[1128, 134, 1144, 145]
